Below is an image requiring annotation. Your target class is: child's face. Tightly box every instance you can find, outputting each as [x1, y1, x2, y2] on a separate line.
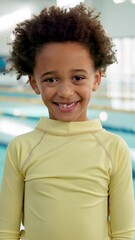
[29, 42, 101, 122]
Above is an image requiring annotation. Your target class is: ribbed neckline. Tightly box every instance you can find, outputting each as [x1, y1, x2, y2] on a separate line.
[35, 117, 103, 136]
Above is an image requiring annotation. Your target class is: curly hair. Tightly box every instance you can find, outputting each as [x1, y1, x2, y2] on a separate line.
[10, 4, 117, 80]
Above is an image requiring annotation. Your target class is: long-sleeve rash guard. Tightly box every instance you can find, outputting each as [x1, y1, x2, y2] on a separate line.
[0, 117, 135, 240]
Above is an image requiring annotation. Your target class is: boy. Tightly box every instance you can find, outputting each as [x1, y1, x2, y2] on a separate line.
[0, 4, 134, 240]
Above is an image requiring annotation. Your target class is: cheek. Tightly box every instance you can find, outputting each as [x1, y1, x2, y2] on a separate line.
[40, 88, 54, 101]
[78, 89, 90, 106]
[82, 87, 91, 98]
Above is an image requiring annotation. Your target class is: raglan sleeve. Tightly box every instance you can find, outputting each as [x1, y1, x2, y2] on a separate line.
[0, 140, 24, 240]
[108, 138, 135, 239]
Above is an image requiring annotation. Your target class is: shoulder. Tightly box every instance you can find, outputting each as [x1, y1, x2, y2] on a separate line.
[6, 127, 45, 165]
[9, 128, 42, 147]
[96, 128, 128, 148]
[9, 116, 48, 147]
[95, 128, 130, 161]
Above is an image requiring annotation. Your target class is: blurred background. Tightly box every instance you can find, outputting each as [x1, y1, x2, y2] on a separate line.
[0, 0, 135, 202]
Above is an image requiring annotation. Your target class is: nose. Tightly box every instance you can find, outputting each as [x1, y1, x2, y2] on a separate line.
[57, 82, 73, 99]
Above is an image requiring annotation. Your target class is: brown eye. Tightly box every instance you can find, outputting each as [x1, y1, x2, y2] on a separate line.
[73, 75, 85, 81]
[44, 78, 57, 83]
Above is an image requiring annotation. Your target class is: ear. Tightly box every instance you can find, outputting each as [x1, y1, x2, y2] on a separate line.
[29, 75, 40, 95]
[92, 69, 102, 92]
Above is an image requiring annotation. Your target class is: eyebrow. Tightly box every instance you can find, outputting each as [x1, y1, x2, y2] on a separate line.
[40, 71, 57, 78]
[40, 69, 88, 78]
[71, 69, 87, 73]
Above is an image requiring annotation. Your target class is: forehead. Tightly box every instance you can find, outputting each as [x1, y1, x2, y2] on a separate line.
[35, 42, 93, 68]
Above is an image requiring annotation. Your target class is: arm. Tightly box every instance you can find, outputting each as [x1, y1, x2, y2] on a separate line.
[0, 143, 24, 240]
[109, 139, 135, 239]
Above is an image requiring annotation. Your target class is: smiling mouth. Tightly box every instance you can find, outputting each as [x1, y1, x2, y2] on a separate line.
[53, 101, 79, 110]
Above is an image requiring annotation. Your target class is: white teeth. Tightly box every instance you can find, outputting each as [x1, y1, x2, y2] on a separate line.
[58, 102, 75, 108]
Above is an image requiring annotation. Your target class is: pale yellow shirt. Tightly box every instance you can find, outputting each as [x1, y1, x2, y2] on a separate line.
[0, 117, 134, 240]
